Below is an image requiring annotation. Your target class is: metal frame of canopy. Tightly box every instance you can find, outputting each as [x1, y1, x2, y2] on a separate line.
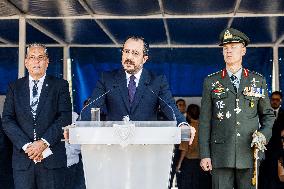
[0, 0, 283, 92]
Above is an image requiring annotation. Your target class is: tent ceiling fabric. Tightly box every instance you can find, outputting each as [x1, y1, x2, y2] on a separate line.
[0, 0, 283, 46]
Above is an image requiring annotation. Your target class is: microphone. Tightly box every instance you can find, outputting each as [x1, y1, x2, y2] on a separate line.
[146, 85, 177, 122]
[78, 85, 118, 121]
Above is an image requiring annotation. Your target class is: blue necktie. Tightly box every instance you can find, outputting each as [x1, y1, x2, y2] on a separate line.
[230, 75, 238, 92]
[128, 75, 136, 103]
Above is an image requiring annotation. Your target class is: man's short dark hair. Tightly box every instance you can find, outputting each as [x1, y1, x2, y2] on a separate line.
[187, 104, 200, 121]
[176, 98, 185, 105]
[271, 91, 283, 99]
[122, 36, 149, 56]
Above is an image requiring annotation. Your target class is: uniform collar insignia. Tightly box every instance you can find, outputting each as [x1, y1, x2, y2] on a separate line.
[243, 68, 249, 77]
[221, 69, 226, 79]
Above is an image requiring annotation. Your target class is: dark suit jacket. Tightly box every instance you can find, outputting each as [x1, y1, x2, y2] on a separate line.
[199, 69, 274, 168]
[0, 116, 14, 188]
[82, 68, 186, 124]
[266, 108, 284, 160]
[2, 75, 72, 170]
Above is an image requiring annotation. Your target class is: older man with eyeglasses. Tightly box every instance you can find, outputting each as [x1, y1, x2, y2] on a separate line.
[2, 43, 72, 189]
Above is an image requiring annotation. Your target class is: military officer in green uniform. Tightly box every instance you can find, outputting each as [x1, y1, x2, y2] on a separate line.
[199, 28, 275, 189]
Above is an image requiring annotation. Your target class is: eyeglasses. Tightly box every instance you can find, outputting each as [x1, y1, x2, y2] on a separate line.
[122, 49, 142, 57]
[27, 55, 46, 62]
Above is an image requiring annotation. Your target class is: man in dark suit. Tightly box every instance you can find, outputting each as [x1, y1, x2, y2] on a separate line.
[81, 36, 195, 143]
[2, 44, 72, 189]
[0, 115, 14, 188]
[199, 28, 275, 189]
[259, 91, 284, 189]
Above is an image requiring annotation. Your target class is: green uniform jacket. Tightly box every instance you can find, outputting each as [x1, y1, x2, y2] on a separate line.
[199, 68, 275, 169]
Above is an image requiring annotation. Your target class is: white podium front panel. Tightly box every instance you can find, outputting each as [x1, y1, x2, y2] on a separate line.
[81, 144, 174, 189]
[69, 121, 180, 189]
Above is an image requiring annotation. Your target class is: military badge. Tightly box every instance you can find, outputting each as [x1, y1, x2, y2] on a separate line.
[249, 100, 255, 108]
[251, 78, 260, 87]
[216, 101, 225, 109]
[217, 112, 224, 120]
[243, 87, 265, 98]
[212, 81, 226, 96]
[226, 111, 231, 119]
[243, 77, 265, 98]
[234, 99, 242, 114]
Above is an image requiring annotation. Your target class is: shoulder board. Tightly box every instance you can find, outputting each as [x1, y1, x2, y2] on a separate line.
[248, 69, 263, 77]
[207, 70, 222, 77]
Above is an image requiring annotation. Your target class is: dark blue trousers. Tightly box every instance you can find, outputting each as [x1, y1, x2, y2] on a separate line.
[13, 163, 66, 189]
[65, 156, 86, 189]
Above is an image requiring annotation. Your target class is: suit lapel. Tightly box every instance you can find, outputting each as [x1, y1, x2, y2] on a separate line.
[115, 70, 130, 112]
[35, 76, 50, 119]
[218, 70, 236, 95]
[237, 69, 250, 98]
[20, 77, 34, 120]
[130, 69, 151, 113]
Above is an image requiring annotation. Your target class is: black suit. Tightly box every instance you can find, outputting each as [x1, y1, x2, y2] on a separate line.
[0, 116, 14, 188]
[259, 108, 284, 189]
[2, 75, 72, 189]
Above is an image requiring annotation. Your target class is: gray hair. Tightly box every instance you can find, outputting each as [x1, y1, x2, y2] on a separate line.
[26, 43, 48, 57]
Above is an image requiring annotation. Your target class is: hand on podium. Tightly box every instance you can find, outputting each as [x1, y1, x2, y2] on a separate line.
[63, 123, 76, 143]
[180, 124, 196, 145]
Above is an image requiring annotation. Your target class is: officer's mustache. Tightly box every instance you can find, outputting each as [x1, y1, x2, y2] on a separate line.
[124, 59, 135, 65]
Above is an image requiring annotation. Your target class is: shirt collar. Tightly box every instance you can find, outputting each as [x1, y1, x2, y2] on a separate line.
[227, 67, 242, 80]
[273, 106, 281, 112]
[125, 68, 143, 81]
[29, 74, 46, 84]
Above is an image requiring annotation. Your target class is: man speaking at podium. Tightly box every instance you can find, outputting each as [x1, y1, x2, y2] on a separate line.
[81, 36, 195, 144]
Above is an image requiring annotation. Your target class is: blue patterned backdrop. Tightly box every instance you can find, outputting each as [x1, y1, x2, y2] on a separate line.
[71, 47, 273, 113]
[0, 46, 274, 113]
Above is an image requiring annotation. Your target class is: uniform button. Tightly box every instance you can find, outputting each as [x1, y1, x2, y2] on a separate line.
[237, 133, 241, 137]
[237, 122, 240, 125]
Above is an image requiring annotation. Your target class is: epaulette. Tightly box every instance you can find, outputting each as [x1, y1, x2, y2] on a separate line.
[208, 70, 222, 77]
[249, 69, 263, 77]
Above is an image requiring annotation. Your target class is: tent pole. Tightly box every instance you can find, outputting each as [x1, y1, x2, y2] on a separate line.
[63, 46, 74, 108]
[18, 16, 26, 78]
[272, 45, 279, 92]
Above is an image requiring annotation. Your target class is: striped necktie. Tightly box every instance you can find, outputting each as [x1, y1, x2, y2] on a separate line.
[230, 75, 238, 92]
[31, 80, 39, 119]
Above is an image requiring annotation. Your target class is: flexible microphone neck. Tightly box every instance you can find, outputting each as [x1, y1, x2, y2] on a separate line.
[78, 86, 115, 121]
[148, 87, 177, 122]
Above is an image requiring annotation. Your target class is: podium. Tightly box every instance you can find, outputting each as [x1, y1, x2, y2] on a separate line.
[69, 121, 180, 189]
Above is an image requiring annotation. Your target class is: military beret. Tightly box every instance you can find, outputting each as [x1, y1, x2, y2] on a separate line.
[219, 28, 250, 47]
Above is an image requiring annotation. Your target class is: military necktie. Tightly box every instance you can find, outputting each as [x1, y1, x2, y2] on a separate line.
[230, 75, 238, 92]
[128, 75, 136, 104]
[31, 80, 39, 120]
